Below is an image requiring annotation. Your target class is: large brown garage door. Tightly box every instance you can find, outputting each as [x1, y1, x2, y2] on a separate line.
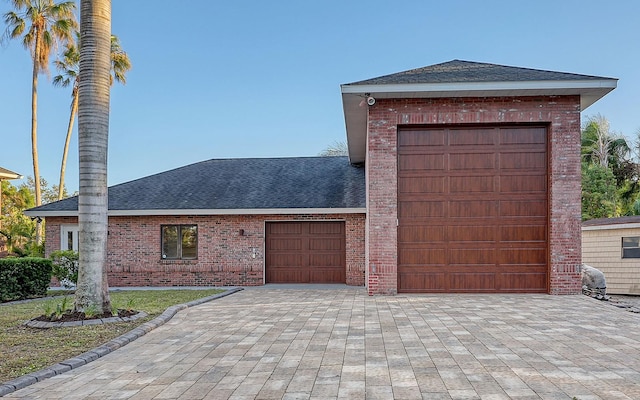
[265, 221, 346, 283]
[398, 125, 548, 293]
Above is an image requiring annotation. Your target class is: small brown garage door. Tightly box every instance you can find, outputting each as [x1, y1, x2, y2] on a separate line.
[265, 221, 346, 283]
[398, 125, 548, 293]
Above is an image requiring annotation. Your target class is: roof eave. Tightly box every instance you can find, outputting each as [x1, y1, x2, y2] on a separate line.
[341, 79, 618, 164]
[24, 208, 368, 217]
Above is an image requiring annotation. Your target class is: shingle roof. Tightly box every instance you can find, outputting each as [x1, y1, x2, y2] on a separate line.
[345, 59, 613, 86]
[27, 157, 365, 215]
[582, 216, 640, 228]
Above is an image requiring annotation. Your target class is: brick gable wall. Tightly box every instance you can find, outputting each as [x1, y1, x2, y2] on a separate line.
[45, 213, 365, 287]
[366, 96, 582, 295]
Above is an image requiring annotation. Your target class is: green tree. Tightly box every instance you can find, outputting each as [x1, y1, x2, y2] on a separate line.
[0, 181, 36, 255]
[53, 32, 131, 200]
[74, 0, 112, 313]
[581, 163, 618, 220]
[2, 0, 77, 244]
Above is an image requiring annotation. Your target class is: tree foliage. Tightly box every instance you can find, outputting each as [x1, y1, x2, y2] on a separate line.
[2, 0, 78, 245]
[581, 115, 640, 220]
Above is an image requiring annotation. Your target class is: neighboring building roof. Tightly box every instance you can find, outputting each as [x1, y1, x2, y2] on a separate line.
[582, 216, 640, 230]
[0, 167, 22, 180]
[25, 157, 366, 217]
[341, 59, 618, 163]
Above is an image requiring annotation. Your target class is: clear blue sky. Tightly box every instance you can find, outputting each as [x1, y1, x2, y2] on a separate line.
[1, 0, 638, 195]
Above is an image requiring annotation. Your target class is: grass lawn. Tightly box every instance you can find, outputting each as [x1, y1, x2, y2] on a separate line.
[0, 289, 224, 383]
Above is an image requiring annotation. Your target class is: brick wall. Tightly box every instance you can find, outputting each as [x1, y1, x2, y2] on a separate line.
[45, 213, 366, 287]
[366, 96, 582, 295]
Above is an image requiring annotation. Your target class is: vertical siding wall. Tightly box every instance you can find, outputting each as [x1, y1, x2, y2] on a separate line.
[583, 227, 640, 294]
[45, 214, 366, 287]
[366, 96, 582, 295]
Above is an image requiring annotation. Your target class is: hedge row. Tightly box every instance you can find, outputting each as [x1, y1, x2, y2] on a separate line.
[0, 258, 52, 302]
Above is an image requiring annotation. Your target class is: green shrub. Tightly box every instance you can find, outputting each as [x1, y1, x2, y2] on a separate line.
[50, 250, 79, 288]
[0, 257, 52, 302]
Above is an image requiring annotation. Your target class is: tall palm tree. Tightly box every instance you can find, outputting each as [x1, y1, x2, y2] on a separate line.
[3, 0, 77, 244]
[53, 33, 130, 200]
[74, 0, 111, 313]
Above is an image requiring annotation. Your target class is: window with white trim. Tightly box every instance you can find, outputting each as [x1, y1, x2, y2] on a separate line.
[161, 225, 197, 260]
[60, 225, 79, 252]
[622, 236, 640, 258]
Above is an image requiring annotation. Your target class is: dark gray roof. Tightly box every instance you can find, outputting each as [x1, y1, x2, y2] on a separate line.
[28, 157, 365, 214]
[583, 216, 640, 227]
[345, 60, 614, 86]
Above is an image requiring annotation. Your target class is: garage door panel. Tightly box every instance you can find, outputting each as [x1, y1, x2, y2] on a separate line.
[500, 272, 547, 292]
[266, 253, 304, 267]
[268, 223, 303, 235]
[501, 152, 546, 170]
[399, 271, 446, 291]
[448, 226, 497, 242]
[400, 154, 445, 171]
[500, 248, 547, 264]
[450, 176, 495, 193]
[398, 126, 548, 293]
[501, 225, 547, 242]
[449, 200, 498, 218]
[399, 130, 446, 146]
[500, 200, 547, 217]
[399, 248, 445, 265]
[268, 238, 303, 251]
[309, 238, 342, 251]
[449, 129, 496, 145]
[309, 253, 343, 267]
[450, 273, 496, 291]
[500, 175, 546, 193]
[266, 221, 345, 284]
[500, 128, 546, 144]
[399, 201, 445, 218]
[309, 222, 343, 235]
[399, 177, 445, 194]
[449, 153, 495, 170]
[449, 249, 496, 265]
[399, 226, 445, 242]
[268, 267, 309, 284]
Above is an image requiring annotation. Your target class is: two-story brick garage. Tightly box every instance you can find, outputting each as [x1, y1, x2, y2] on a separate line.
[26, 60, 616, 295]
[341, 60, 616, 295]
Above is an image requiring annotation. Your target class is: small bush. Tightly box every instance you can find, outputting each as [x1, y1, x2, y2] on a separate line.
[0, 258, 52, 302]
[50, 250, 79, 289]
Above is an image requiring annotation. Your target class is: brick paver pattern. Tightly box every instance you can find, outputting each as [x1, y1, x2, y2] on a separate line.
[5, 288, 640, 399]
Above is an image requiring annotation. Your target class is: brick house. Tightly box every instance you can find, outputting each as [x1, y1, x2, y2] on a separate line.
[26, 60, 616, 295]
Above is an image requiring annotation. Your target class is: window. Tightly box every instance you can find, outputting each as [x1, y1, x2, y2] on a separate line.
[61, 225, 79, 251]
[622, 237, 640, 258]
[162, 225, 197, 260]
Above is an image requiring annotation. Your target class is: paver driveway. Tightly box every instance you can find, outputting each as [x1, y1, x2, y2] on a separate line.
[4, 286, 640, 399]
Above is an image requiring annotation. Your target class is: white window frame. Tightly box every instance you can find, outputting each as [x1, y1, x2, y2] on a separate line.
[60, 225, 79, 252]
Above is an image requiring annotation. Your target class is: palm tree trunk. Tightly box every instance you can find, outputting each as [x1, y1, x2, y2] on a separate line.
[75, 0, 112, 313]
[31, 29, 42, 245]
[58, 90, 78, 200]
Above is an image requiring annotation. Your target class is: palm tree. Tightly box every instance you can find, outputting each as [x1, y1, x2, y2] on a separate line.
[3, 0, 77, 244]
[74, 0, 111, 313]
[581, 114, 629, 169]
[53, 33, 130, 200]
